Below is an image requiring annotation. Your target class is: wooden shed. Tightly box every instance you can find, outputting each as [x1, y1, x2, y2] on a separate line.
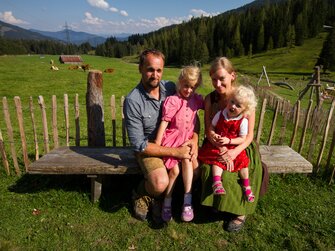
[59, 55, 83, 64]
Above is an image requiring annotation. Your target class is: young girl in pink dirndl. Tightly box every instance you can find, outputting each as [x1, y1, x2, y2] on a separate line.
[155, 65, 204, 222]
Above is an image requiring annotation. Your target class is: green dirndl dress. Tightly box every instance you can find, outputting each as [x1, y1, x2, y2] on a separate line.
[200, 141, 262, 216]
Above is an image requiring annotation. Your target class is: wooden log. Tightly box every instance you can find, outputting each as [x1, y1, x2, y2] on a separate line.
[256, 98, 267, 144]
[75, 94, 80, 146]
[0, 129, 10, 175]
[121, 96, 126, 147]
[64, 94, 69, 146]
[298, 99, 313, 154]
[52, 95, 59, 148]
[38, 96, 50, 153]
[315, 99, 335, 172]
[290, 100, 300, 148]
[2, 97, 20, 175]
[110, 95, 116, 146]
[86, 70, 105, 147]
[267, 100, 279, 146]
[29, 97, 39, 160]
[14, 96, 30, 170]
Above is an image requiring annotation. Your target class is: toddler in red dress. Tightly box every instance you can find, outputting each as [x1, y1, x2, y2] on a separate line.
[155, 65, 204, 222]
[198, 85, 257, 202]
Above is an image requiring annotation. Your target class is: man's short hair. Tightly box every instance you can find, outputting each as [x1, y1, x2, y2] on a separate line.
[139, 49, 165, 67]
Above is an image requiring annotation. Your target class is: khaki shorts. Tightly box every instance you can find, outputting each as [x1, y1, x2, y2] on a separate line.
[135, 153, 165, 178]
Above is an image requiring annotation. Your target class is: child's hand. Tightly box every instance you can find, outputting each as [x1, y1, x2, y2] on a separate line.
[221, 137, 231, 145]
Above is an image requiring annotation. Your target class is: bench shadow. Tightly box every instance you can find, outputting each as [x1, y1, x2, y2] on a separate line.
[8, 173, 91, 194]
[8, 173, 142, 215]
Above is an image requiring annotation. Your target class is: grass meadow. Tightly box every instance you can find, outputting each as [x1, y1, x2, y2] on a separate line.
[1, 34, 335, 250]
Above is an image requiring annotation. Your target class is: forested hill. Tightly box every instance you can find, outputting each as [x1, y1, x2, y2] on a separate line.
[96, 0, 335, 65]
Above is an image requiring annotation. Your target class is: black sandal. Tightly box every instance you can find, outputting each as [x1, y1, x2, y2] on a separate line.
[225, 216, 246, 232]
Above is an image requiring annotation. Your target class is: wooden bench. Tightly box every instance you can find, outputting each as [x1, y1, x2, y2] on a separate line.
[27, 145, 313, 202]
[259, 145, 313, 173]
[27, 146, 141, 202]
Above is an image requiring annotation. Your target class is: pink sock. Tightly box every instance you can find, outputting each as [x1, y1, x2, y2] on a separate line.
[241, 178, 250, 187]
[213, 175, 221, 182]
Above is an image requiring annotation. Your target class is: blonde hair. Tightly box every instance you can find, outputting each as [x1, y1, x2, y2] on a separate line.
[210, 57, 237, 85]
[233, 85, 257, 116]
[177, 65, 202, 90]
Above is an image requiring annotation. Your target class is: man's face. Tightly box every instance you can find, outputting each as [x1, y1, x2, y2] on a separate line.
[139, 54, 164, 90]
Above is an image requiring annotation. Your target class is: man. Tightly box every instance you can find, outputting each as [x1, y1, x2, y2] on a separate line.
[124, 49, 198, 222]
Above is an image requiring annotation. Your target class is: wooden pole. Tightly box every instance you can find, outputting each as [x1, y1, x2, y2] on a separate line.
[290, 100, 300, 148]
[267, 100, 279, 146]
[14, 96, 30, 170]
[38, 95, 50, 153]
[52, 95, 59, 148]
[256, 98, 267, 144]
[298, 99, 313, 154]
[75, 94, 80, 146]
[121, 96, 126, 147]
[2, 97, 21, 176]
[110, 95, 116, 146]
[86, 70, 105, 147]
[315, 99, 335, 172]
[29, 97, 39, 160]
[326, 125, 335, 170]
[64, 94, 69, 146]
[0, 129, 10, 175]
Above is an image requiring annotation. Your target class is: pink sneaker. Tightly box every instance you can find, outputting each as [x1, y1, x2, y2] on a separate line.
[181, 204, 194, 222]
[161, 206, 172, 222]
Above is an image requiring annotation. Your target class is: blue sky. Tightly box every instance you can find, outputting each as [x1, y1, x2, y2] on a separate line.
[0, 0, 254, 36]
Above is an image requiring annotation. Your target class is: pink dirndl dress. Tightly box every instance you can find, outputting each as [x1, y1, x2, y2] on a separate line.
[161, 93, 204, 169]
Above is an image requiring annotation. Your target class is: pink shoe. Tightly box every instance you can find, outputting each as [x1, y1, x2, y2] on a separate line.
[161, 206, 172, 222]
[181, 204, 194, 222]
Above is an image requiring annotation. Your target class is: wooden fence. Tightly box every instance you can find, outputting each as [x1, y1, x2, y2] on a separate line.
[1, 85, 335, 183]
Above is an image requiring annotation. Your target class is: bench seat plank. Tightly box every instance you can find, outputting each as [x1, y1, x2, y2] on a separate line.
[259, 145, 313, 173]
[27, 146, 141, 175]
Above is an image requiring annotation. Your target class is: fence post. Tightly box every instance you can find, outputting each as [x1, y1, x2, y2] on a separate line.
[75, 94, 80, 146]
[14, 96, 30, 170]
[256, 98, 267, 144]
[52, 95, 59, 148]
[29, 97, 39, 160]
[0, 129, 10, 175]
[38, 96, 50, 153]
[64, 94, 69, 146]
[315, 99, 335, 172]
[86, 70, 105, 147]
[2, 97, 20, 175]
[290, 100, 300, 148]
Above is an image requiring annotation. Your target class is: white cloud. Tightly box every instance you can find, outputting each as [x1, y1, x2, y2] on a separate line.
[190, 9, 219, 17]
[120, 10, 128, 17]
[0, 11, 28, 25]
[110, 7, 118, 12]
[87, 0, 109, 10]
[83, 12, 104, 25]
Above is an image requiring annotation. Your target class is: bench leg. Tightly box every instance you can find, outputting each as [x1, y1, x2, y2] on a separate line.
[87, 175, 102, 203]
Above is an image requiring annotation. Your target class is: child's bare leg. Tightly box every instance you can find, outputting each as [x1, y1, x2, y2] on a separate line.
[212, 165, 225, 195]
[181, 159, 194, 222]
[162, 165, 179, 222]
[239, 167, 254, 203]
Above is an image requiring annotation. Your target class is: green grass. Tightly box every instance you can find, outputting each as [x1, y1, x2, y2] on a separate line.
[1, 173, 334, 250]
[1, 35, 335, 250]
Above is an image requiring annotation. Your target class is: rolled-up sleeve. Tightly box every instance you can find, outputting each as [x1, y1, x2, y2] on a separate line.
[124, 98, 148, 152]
